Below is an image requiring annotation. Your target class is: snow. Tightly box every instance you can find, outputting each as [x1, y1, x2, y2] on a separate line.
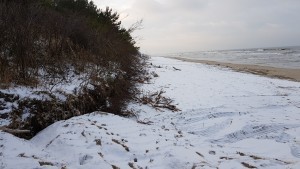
[1, 56, 300, 168]
[0, 71, 87, 125]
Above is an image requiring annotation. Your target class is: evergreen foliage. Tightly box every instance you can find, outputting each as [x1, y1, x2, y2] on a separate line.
[0, 0, 146, 137]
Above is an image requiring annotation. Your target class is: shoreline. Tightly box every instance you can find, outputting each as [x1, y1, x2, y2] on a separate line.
[169, 56, 300, 82]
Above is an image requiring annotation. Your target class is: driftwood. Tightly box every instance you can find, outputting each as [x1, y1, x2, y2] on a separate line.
[137, 118, 153, 125]
[136, 89, 180, 112]
[172, 67, 181, 71]
[0, 126, 30, 134]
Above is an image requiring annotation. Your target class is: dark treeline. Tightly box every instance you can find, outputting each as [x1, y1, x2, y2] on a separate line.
[0, 0, 147, 137]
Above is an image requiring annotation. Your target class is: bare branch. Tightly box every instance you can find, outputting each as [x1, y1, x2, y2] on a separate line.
[135, 89, 180, 112]
[128, 19, 143, 33]
[0, 127, 30, 134]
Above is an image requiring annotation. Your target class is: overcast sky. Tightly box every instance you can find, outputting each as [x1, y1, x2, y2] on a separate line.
[95, 0, 300, 55]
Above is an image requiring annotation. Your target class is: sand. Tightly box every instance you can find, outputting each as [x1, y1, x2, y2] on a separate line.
[170, 57, 300, 82]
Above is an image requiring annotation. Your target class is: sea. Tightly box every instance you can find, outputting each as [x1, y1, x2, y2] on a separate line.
[166, 46, 300, 69]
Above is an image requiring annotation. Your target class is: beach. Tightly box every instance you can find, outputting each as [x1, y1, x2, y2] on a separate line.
[170, 56, 300, 82]
[1, 57, 300, 168]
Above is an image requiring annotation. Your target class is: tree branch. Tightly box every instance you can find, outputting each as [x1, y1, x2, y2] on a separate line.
[0, 127, 30, 134]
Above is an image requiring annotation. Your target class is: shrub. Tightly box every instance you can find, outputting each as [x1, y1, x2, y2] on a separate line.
[0, 0, 147, 138]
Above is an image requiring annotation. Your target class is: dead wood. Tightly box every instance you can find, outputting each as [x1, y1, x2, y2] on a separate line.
[137, 118, 153, 125]
[135, 89, 180, 112]
[0, 126, 30, 134]
[172, 67, 181, 71]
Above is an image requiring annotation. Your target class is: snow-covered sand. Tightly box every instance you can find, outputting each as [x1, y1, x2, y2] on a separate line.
[170, 56, 300, 82]
[1, 57, 300, 168]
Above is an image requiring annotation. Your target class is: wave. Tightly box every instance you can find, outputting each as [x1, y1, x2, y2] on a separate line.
[167, 46, 300, 69]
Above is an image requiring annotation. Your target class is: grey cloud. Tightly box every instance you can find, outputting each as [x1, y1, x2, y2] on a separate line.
[94, 0, 300, 54]
[166, 0, 208, 11]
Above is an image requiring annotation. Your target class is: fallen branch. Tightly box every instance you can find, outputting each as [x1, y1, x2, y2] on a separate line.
[137, 118, 153, 125]
[0, 126, 30, 134]
[135, 89, 180, 112]
[172, 67, 181, 71]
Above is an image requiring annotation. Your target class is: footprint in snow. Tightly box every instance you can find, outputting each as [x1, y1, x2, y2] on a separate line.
[79, 154, 93, 165]
[212, 124, 300, 143]
[291, 144, 300, 158]
[189, 118, 233, 137]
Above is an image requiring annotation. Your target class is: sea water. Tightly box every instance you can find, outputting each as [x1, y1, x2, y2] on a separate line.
[168, 46, 300, 69]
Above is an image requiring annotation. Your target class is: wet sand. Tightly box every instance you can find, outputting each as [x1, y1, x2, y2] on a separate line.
[170, 57, 300, 82]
